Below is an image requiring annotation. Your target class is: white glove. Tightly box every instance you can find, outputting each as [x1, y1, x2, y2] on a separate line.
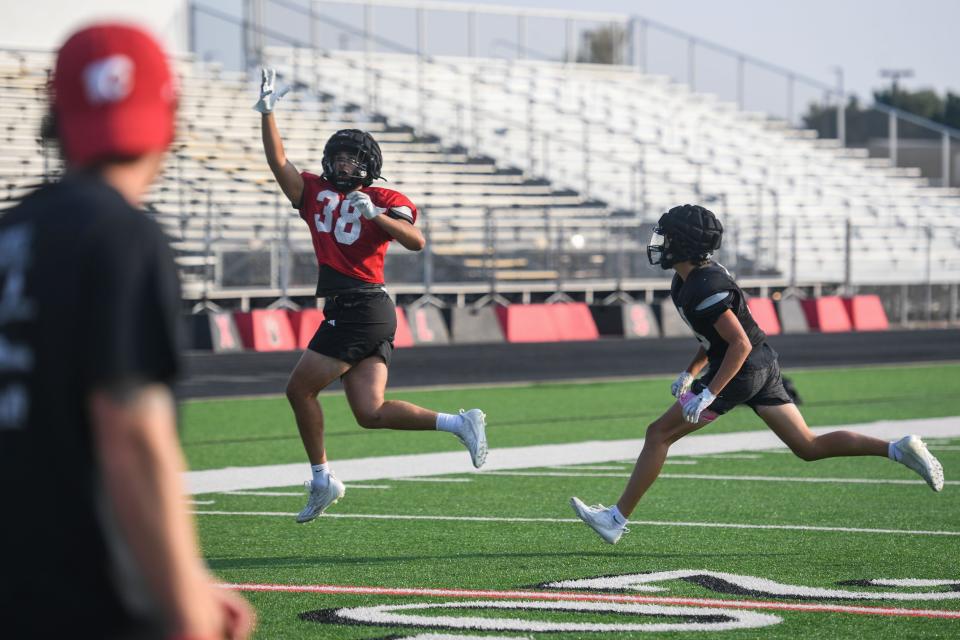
[253, 68, 290, 114]
[671, 371, 694, 398]
[680, 387, 716, 424]
[345, 190, 379, 220]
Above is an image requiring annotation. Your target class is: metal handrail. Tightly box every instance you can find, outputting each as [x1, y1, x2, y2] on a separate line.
[871, 102, 960, 140]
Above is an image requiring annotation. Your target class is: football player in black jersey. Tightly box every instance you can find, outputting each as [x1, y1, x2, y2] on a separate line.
[571, 204, 944, 544]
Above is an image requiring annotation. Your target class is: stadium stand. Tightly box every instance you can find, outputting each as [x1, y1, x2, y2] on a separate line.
[1, 44, 959, 307]
[267, 47, 960, 284]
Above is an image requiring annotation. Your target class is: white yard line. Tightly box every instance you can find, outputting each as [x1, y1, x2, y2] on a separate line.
[191, 510, 960, 537]
[185, 416, 960, 494]
[547, 465, 629, 471]
[483, 471, 955, 486]
[394, 477, 473, 483]
[225, 486, 391, 496]
[700, 454, 764, 460]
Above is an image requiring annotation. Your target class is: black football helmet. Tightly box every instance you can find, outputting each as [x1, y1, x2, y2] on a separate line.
[321, 129, 383, 191]
[647, 204, 723, 269]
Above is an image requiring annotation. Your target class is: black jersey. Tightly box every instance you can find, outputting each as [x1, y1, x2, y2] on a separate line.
[670, 261, 772, 368]
[0, 174, 181, 637]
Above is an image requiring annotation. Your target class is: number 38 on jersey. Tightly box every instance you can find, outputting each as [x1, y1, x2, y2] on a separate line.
[296, 172, 419, 284]
[313, 189, 364, 245]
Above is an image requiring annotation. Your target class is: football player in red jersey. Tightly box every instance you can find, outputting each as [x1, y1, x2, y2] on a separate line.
[570, 205, 945, 545]
[256, 68, 487, 523]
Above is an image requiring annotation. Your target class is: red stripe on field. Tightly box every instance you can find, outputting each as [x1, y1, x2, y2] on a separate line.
[222, 583, 960, 619]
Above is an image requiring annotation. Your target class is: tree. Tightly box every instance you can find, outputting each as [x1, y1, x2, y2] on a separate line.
[576, 25, 627, 65]
[801, 87, 960, 145]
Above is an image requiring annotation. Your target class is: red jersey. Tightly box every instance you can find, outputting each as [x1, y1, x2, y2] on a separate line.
[298, 172, 418, 284]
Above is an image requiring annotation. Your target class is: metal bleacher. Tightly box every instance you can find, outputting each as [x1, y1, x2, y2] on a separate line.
[0, 48, 617, 299]
[268, 47, 960, 285]
[2, 43, 959, 306]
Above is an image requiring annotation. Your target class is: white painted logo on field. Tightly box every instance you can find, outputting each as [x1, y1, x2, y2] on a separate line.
[543, 571, 960, 601]
[306, 599, 782, 633]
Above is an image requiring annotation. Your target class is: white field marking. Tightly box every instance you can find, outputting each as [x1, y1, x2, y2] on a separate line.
[394, 477, 473, 483]
[226, 582, 960, 620]
[390, 635, 529, 640]
[544, 571, 960, 601]
[225, 486, 391, 496]
[700, 454, 763, 460]
[321, 599, 782, 633]
[482, 471, 955, 487]
[615, 459, 696, 465]
[193, 511, 960, 537]
[925, 445, 960, 451]
[870, 579, 960, 588]
[184, 416, 960, 494]
[547, 465, 629, 471]
[188, 500, 215, 505]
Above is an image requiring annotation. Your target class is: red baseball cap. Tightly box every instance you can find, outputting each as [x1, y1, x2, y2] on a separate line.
[52, 23, 177, 167]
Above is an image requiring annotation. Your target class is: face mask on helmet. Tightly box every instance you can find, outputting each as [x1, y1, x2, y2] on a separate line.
[323, 147, 369, 191]
[647, 226, 672, 269]
[322, 129, 383, 192]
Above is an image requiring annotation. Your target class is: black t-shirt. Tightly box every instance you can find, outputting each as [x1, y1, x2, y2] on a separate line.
[0, 174, 181, 637]
[670, 261, 774, 369]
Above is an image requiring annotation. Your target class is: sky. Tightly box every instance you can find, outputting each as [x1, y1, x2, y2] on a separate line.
[463, 0, 958, 100]
[193, 0, 957, 122]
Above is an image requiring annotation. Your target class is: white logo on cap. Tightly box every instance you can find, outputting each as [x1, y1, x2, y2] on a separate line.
[83, 55, 134, 105]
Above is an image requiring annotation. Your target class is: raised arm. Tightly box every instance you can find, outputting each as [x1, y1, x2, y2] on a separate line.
[254, 68, 303, 208]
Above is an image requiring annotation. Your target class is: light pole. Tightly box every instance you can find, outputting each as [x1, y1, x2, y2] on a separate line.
[832, 66, 846, 146]
[879, 69, 913, 168]
[879, 68, 914, 96]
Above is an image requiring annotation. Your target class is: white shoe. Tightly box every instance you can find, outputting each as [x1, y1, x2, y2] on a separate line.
[570, 497, 628, 544]
[296, 475, 346, 523]
[893, 435, 944, 492]
[457, 408, 488, 468]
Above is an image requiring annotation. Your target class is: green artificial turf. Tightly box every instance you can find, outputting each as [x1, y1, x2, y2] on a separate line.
[181, 363, 960, 638]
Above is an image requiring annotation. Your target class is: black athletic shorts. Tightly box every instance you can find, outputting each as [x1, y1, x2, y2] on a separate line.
[307, 290, 396, 366]
[694, 344, 794, 415]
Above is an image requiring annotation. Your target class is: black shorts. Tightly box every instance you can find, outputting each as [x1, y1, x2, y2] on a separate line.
[695, 346, 794, 415]
[307, 290, 396, 366]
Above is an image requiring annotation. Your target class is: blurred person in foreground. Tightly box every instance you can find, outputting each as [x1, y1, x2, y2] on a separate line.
[570, 204, 944, 545]
[0, 23, 254, 638]
[255, 68, 487, 523]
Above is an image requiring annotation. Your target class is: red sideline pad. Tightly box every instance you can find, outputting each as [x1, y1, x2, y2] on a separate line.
[800, 297, 852, 333]
[843, 295, 890, 331]
[287, 309, 325, 349]
[394, 307, 414, 348]
[495, 303, 599, 343]
[233, 310, 297, 351]
[746, 297, 781, 335]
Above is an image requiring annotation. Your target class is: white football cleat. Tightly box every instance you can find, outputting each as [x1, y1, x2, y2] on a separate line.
[296, 475, 346, 523]
[893, 435, 944, 492]
[457, 408, 488, 468]
[570, 497, 628, 544]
